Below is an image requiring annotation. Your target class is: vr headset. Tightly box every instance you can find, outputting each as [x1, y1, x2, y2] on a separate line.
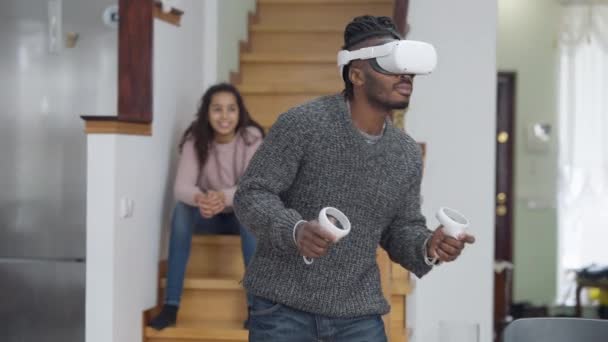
[337, 40, 438, 77]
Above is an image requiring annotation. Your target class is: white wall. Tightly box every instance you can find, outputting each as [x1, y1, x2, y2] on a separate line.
[216, 0, 256, 82]
[86, 135, 117, 342]
[202, 0, 219, 87]
[85, 1, 205, 341]
[406, 1, 497, 342]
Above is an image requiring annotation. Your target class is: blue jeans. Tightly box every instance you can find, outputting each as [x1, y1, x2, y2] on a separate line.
[248, 296, 387, 342]
[164, 202, 256, 307]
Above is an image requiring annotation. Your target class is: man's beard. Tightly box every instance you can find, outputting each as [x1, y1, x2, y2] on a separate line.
[366, 85, 410, 111]
[364, 74, 410, 111]
[387, 98, 409, 110]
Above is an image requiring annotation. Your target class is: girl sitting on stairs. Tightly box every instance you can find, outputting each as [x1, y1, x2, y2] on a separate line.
[149, 83, 264, 330]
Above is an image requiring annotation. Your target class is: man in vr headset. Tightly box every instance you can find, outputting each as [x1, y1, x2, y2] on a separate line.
[234, 15, 475, 341]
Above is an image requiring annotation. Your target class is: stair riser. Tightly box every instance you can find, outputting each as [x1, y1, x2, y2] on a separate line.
[167, 288, 248, 323]
[186, 243, 245, 278]
[241, 63, 342, 88]
[244, 94, 328, 128]
[250, 31, 343, 54]
[151, 339, 245, 342]
[257, 4, 392, 28]
[259, 0, 393, 4]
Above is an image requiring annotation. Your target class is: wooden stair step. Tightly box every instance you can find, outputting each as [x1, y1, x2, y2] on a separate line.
[259, 0, 391, 4]
[240, 53, 335, 64]
[161, 278, 243, 290]
[250, 25, 344, 33]
[238, 83, 340, 95]
[160, 277, 247, 324]
[248, 25, 343, 55]
[256, 3, 392, 28]
[192, 235, 241, 246]
[171, 273, 410, 295]
[244, 93, 327, 129]
[145, 320, 247, 342]
[240, 63, 340, 86]
[186, 235, 245, 278]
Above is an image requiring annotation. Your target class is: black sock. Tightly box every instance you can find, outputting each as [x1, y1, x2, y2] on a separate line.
[148, 304, 178, 330]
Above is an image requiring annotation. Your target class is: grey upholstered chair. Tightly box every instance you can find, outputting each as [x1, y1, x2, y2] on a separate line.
[503, 317, 608, 342]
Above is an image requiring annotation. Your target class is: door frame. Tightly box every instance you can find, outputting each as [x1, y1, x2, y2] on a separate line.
[494, 71, 516, 341]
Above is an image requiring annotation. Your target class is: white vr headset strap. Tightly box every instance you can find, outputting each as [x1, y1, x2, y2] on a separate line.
[337, 41, 397, 75]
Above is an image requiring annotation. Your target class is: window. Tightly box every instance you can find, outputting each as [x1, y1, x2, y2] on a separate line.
[557, 3, 608, 304]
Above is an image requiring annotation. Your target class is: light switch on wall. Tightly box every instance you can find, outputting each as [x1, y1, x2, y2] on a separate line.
[526, 122, 552, 153]
[119, 198, 135, 219]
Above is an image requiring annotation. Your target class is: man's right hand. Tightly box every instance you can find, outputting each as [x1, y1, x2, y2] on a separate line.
[295, 220, 336, 258]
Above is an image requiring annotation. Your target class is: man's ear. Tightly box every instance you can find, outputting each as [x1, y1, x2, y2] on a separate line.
[349, 65, 365, 86]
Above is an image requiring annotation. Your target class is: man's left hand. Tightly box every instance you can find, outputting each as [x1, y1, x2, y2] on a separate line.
[427, 227, 475, 263]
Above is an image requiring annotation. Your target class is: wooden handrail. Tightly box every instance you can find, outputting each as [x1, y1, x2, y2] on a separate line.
[118, 0, 153, 123]
[81, 116, 152, 136]
[392, 0, 410, 38]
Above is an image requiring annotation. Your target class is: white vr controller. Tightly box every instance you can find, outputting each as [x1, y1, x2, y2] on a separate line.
[300, 206, 466, 265]
[303, 207, 351, 265]
[337, 40, 438, 76]
[435, 207, 469, 237]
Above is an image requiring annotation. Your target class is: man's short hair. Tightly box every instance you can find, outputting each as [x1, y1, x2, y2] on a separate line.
[341, 15, 402, 99]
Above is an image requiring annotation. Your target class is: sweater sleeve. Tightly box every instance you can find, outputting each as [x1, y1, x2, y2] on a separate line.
[380, 151, 434, 278]
[233, 112, 307, 254]
[174, 140, 202, 207]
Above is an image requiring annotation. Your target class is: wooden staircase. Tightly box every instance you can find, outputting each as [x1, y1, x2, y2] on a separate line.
[144, 0, 412, 341]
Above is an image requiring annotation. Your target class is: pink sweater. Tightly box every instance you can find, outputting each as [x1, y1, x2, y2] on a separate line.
[174, 126, 263, 210]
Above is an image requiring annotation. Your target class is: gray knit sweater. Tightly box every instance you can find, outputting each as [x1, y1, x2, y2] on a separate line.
[234, 94, 433, 318]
